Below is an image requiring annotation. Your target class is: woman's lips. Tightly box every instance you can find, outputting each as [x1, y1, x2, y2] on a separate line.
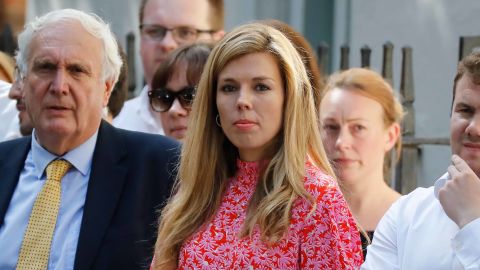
[171, 126, 187, 132]
[333, 158, 355, 166]
[170, 126, 187, 139]
[234, 119, 257, 131]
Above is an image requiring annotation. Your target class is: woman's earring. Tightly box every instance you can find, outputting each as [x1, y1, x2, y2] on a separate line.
[216, 114, 222, 127]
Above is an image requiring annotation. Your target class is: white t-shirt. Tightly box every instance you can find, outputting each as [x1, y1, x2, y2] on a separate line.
[112, 85, 164, 135]
[362, 173, 480, 270]
[0, 80, 20, 142]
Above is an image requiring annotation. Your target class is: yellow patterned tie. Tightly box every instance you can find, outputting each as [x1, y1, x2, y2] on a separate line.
[16, 159, 72, 270]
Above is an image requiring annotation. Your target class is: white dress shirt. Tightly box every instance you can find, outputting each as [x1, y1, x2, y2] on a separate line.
[362, 173, 480, 270]
[0, 80, 20, 142]
[112, 85, 164, 135]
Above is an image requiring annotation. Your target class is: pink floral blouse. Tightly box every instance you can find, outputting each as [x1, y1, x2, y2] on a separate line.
[175, 159, 363, 269]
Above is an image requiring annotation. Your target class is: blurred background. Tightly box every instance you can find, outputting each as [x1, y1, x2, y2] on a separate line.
[2, 0, 480, 190]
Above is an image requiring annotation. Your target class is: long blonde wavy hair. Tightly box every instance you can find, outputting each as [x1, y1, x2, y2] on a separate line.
[154, 23, 335, 268]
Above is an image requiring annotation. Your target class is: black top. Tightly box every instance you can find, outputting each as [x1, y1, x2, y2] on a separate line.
[360, 230, 375, 260]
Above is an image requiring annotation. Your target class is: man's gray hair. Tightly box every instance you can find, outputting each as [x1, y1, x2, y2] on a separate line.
[16, 8, 122, 84]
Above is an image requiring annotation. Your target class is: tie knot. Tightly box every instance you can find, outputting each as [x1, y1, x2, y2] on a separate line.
[46, 159, 71, 182]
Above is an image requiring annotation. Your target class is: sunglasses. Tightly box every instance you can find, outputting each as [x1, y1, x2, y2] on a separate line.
[148, 86, 196, 112]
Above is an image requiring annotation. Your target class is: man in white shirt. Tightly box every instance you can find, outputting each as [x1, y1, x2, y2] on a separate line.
[362, 52, 480, 269]
[0, 80, 20, 141]
[113, 0, 225, 134]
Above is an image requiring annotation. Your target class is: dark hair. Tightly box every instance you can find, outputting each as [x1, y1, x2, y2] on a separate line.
[452, 51, 480, 108]
[108, 45, 128, 117]
[139, 0, 224, 30]
[151, 43, 214, 90]
[260, 19, 324, 115]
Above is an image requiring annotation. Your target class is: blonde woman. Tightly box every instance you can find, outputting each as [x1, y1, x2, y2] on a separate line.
[153, 23, 362, 269]
[320, 68, 404, 257]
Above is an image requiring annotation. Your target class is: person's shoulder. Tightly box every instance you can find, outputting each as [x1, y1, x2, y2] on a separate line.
[0, 80, 11, 93]
[396, 186, 435, 208]
[386, 186, 437, 223]
[0, 136, 30, 156]
[113, 126, 179, 150]
[103, 126, 180, 176]
[120, 95, 142, 111]
[304, 161, 337, 187]
[0, 135, 29, 149]
[293, 161, 355, 232]
[302, 161, 340, 200]
[112, 96, 142, 122]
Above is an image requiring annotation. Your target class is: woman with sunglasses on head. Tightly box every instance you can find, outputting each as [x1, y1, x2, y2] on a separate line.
[152, 23, 362, 269]
[149, 42, 213, 141]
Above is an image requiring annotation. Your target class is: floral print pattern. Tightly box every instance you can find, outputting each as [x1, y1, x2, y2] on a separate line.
[178, 159, 362, 269]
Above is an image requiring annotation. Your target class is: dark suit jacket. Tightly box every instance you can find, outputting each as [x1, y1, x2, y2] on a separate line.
[0, 121, 180, 269]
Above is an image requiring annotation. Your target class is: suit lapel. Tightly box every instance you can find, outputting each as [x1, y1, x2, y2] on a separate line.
[74, 121, 128, 270]
[0, 137, 31, 226]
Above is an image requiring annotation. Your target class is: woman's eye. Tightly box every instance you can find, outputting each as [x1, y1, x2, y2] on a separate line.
[352, 125, 366, 132]
[255, 84, 270, 91]
[323, 124, 339, 132]
[220, 84, 236, 92]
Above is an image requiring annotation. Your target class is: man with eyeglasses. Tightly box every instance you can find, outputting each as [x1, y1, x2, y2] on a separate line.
[113, 0, 225, 134]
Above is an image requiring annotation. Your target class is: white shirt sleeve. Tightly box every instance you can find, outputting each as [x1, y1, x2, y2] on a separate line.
[0, 80, 19, 141]
[452, 217, 480, 269]
[361, 200, 400, 270]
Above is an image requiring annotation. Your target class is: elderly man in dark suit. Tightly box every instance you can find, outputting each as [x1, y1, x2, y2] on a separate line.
[0, 9, 178, 269]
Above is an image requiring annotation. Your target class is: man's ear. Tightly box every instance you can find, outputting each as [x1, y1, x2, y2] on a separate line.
[103, 79, 115, 107]
[385, 122, 401, 152]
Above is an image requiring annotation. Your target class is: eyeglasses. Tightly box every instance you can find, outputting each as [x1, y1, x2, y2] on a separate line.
[140, 24, 215, 45]
[148, 86, 196, 112]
